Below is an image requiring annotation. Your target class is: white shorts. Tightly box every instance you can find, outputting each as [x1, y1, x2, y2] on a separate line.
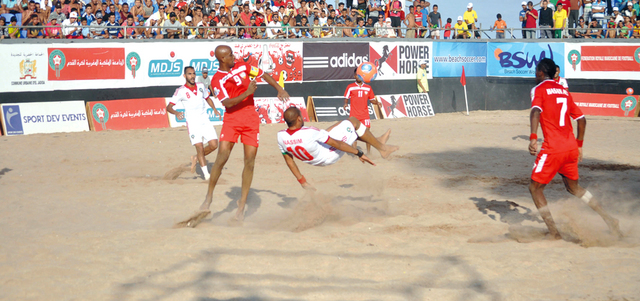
[188, 120, 218, 145]
[432, 29, 440, 37]
[322, 120, 359, 166]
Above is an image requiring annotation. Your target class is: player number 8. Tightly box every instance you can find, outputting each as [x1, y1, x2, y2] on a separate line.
[287, 146, 314, 161]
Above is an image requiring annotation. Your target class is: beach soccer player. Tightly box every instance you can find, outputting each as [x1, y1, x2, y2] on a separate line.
[194, 45, 289, 222]
[343, 68, 381, 154]
[277, 107, 398, 190]
[167, 66, 222, 180]
[528, 58, 621, 240]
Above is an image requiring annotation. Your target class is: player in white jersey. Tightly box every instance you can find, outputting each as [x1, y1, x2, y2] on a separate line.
[277, 107, 398, 190]
[554, 65, 569, 89]
[167, 66, 222, 180]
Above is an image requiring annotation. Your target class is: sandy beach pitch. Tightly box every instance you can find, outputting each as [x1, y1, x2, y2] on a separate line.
[0, 110, 639, 301]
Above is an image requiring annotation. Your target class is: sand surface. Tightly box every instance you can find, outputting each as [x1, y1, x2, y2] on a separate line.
[1, 110, 639, 301]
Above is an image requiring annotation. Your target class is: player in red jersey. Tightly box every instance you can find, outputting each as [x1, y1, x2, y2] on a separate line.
[528, 58, 621, 240]
[186, 45, 289, 224]
[343, 68, 384, 154]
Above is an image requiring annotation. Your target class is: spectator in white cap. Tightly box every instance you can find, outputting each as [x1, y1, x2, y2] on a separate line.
[454, 15, 469, 39]
[612, 7, 624, 24]
[463, 2, 479, 38]
[62, 11, 83, 39]
[196, 66, 212, 93]
[519, 1, 528, 38]
[417, 60, 429, 93]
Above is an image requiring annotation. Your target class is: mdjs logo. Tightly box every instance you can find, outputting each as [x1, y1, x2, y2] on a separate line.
[149, 51, 183, 78]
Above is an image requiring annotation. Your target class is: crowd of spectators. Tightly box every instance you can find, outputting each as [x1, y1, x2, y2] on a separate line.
[518, 0, 640, 39]
[0, 0, 638, 39]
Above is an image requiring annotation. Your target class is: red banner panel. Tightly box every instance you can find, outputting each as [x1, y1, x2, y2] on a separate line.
[580, 46, 640, 72]
[572, 93, 638, 117]
[87, 98, 169, 131]
[48, 48, 125, 81]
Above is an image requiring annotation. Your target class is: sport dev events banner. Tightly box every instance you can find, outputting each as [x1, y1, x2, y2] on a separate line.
[1, 101, 89, 136]
[487, 42, 564, 77]
[433, 42, 487, 77]
[564, 43, 640, 80]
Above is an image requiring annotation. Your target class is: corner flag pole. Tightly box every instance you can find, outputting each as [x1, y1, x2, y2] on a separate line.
[461, 66, 469, 116]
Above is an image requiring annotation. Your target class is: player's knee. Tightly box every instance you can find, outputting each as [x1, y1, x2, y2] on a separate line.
[209, 140, 219, 150]
[529, 181, 542, 194]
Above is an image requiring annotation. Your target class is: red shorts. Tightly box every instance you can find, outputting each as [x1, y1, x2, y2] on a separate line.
[358, 118, 371, 128]
[220, 121, 259, 147]
[531, 149, 579, 184]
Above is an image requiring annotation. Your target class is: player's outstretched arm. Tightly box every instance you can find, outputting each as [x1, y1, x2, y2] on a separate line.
[261, 72, 290, 101]
[529, 108, 541, 156]
[282, 153, 315, 190]
[325, 138, 375, 166]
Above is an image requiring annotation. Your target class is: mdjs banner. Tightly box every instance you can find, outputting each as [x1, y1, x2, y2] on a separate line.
[487, 43, 565, 77]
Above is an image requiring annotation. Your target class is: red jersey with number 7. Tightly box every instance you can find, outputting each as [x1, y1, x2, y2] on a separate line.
[531, 79, 584, 154]
[210, 62, 264, 124]
[344, 82, 375, 121]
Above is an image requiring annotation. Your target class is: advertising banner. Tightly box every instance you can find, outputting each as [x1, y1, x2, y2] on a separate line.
[87, 98, 169, 131]
[0, 101, 89, 136]
[572, 93, 639, 117]
[369, 42, 433, 80]
[487, 43, 564, 77]
[303, 42, 369, 81]
[564, 43, 640, 80]
[0, 44, 48, 92]
[232, 42, 303, 82]
[47, 48, 125, 81]
[433, 42, 487, 77]
[255, 97, 309, 124]
[378, 93, 435, 119]
[164, 97, 225, 128]
[311, 96, 378, 122]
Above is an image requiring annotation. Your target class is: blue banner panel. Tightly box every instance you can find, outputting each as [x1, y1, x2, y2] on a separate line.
[487, 43, 565, 77]
[433, 43, 487, 77]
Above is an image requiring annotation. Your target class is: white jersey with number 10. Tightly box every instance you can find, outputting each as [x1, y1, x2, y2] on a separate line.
[277, 127, 334, 166]
[277, 121, 359, 166]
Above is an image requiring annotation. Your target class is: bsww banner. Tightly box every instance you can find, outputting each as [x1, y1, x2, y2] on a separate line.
[369, 42, 433, 80]
[311, 96, 377, 122]
[303, 42, 369, 81]
[1, 101, 89, 136]
[378, 93, 435, 119]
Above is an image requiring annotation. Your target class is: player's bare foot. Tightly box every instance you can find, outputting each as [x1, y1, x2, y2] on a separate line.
[546, 232, 562, 240]
[190, 155, 198, 173]
[605, 217, 622, 239]
[174, 210, 211, 228]
[379, 129, 391, 145]
[379, 145, 399, 159]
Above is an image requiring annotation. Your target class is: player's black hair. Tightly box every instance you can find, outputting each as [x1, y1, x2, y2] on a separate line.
[497, 13, 502, 19]
[354, 67, 358, 74]
[536, 58, 556, 79]
[433, 4, 437, 8]
[447, 17, 452, 23]
[184, 66, 195, 74]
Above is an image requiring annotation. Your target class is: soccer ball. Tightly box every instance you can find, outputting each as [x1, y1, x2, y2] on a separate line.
[356, 62, 377, 83]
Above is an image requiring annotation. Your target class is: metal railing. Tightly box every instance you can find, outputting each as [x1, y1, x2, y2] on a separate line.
[0, 24, 635, 40]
